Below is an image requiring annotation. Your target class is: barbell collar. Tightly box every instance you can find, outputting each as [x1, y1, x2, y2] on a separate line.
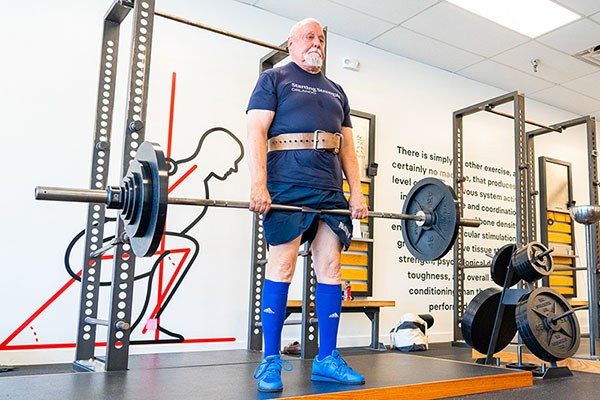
[106, 186, 124, 209]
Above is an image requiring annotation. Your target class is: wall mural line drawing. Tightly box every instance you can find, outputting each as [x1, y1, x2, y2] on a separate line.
[1, 72, 246, 350]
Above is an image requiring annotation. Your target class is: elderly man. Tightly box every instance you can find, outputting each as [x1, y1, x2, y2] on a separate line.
[246, 18, 368, 392]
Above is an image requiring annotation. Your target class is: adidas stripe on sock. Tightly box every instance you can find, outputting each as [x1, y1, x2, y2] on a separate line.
[261, 279, 291, 357]
[316, 282, 342, 359]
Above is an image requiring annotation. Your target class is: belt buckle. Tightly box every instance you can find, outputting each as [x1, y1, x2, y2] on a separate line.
[332, 132, 342, 154]
[313, 130, 326, 151]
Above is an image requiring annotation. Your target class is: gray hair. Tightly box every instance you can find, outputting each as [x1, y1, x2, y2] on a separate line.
[288, 17, 323, 39]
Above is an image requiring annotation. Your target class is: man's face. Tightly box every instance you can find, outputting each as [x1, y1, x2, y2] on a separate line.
[288, 22, 325, 72]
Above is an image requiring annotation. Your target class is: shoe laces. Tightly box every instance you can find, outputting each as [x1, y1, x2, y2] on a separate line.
[253, 357, 293, 380]
[330, 352, 353, 375]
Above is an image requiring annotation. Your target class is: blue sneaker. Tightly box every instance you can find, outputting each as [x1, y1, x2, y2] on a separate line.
[253, 355, 293, 392]
[311, 350, 365, 385]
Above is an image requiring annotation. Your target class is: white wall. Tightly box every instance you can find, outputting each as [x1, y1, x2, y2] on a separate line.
[0, 0, 593, 364]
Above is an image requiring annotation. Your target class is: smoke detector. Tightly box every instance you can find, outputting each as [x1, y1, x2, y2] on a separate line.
[342, 57, 360, 71]
[573, 44, 600, 68]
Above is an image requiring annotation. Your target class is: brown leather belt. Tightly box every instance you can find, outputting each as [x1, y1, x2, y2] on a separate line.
[267, 130, 343, 154]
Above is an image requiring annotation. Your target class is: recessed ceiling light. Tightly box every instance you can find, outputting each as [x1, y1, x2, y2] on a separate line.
[446, 0, 581, 38]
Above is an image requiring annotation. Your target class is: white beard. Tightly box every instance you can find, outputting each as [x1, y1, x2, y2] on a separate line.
[304, 51, 323, 68]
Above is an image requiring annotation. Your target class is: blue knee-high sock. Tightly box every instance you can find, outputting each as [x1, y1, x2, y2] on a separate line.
[316, 282, 342, 359]
[262, 279, 291, 357]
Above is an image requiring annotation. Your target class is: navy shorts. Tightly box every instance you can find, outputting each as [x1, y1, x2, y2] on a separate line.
[263, 182, 353, 250]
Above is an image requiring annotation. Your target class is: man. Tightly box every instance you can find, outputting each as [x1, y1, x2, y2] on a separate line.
[246, 18, 369, 392]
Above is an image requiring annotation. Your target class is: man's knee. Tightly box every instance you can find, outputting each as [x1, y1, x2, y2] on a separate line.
[314, 255, 342, 282]
[265, 235, 302, 282]
[267, 251, 298, 282]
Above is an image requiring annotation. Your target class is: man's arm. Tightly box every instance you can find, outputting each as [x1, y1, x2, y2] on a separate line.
[247, 109, 275, 213]
[339, 126, 369, 220]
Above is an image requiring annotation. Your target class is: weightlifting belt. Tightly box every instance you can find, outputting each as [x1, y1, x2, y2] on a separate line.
[267, 130, 343, 154]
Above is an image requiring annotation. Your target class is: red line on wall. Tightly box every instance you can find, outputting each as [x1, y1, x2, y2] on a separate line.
[153, 249, 190, 315]
[1, 343, 106, 350]
[142, 248, 191, 334]
[2, 72, 230, 352]
[1, 248, 188, 349]
[168, 164, 198, 194]
[0, 271, 83, 348]
[1, 337, 236, 351]
[167, 72, 176, 159]
[157, 71, 178, 340]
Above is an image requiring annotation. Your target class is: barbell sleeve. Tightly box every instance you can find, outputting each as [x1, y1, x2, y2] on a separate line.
[458, 218, 481, 228]
[35, 186, 480, 227]
[35, 186, 108, 204]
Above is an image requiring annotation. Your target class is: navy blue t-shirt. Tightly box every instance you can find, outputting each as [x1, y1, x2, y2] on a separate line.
[246, 61, 352, 192]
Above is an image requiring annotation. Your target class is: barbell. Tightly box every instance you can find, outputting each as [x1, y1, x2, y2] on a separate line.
[35, 141, 480, 260]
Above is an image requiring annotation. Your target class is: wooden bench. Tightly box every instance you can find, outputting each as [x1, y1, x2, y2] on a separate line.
[286, 300, 395, 351]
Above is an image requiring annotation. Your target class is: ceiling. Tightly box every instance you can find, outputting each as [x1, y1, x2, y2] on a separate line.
[236, 0, 600, 120]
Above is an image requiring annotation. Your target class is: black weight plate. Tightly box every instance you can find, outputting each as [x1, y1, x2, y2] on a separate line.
[401, 178, 459, 261]
[136, 162, 154, 237]
[131, 170, 142, 224]
[124, 159, 151, 238]
[512, 242, 553, 283]
[121, 175, 134, 222]
[461, 287, 517, 354]
[123, 172, 139, 223]
[516, 287, 580, 362]
[125, 141, 168, 257]
[490, 243, 519, 287]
